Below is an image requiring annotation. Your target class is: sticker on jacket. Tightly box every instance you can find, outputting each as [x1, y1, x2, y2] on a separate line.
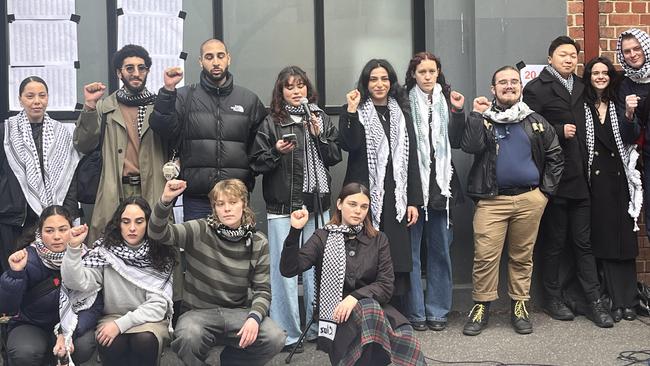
[230, 105, 244, 113]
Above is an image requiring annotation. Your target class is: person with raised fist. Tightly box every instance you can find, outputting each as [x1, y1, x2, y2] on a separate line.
[150, 38, 267, 221]
[148, 178, 285, 365]
[0, 205, 100, 366]
[73, 44, 169, 246]
[402, 52, 466, 332]
[461, 66, 563, 336]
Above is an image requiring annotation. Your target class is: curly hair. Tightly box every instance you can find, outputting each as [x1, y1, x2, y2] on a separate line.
[112, 44, 152, 71]
[102, 196, 175, 272]
[208, 179, 256, 227]
[269, 65, 318, 122]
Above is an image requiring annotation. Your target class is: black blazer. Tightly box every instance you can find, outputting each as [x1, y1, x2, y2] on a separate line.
[523, 68, 589, 199]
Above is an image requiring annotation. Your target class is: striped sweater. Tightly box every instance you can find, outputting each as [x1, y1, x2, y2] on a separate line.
[148, 200, 271, 320]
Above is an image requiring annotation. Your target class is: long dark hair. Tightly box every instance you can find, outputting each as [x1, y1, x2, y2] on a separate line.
[356, 59, 409, 111]
[269, 66, 318, 122]
[102, 197, 175, 272]
[583, 56, 620, 106]
[404, 52, 451, 101]
[16, 205, 73, 250]
[328, 182, 378, 238]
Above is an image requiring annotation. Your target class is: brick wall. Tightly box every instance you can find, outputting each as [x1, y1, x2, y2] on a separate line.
[567, 0, 650, 283]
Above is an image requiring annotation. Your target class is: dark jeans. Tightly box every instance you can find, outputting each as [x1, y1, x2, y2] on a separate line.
[539, 197, 601, 302]
[98, 331, 159, 366]
[6, 324, 95, 366]
[182, 196, 213, 221]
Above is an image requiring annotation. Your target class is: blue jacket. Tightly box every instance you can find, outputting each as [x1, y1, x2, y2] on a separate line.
[0, 245, 103, 337]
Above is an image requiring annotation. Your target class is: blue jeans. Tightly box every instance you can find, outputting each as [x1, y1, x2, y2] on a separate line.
[183, 196, 212, 221]
[267, 212, 328, 345]
[405, 207, 453, 322]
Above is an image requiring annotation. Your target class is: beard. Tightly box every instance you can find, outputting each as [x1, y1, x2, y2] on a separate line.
[121, 74, 147, 94]
[203, 65, 229, 84]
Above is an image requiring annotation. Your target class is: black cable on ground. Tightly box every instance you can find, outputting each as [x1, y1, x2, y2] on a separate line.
[617, 350, 650, 366]
[424, 355, 559, 366]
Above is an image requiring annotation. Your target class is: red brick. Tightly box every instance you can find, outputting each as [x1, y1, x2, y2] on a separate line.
[641, 14, 650, 25]
[600, 1, 614, 13]
[631, 2, 646, 13]
[601, 27, 616, 38]
[567, 15, 574, 27]
[602, 51, 616, 61]
[638, 260, 647, 273]
[638, 272, 650, 284]
[640, 247, 650, 259]
[568, 1, 584, 13]
[609, 14, 640, 25]
[615, 1, 631, 13]
[569, 26, 584, 38]
[610, 39, 619, 50]
[600, 14, 609, 26]
[575, 14, 584, 26]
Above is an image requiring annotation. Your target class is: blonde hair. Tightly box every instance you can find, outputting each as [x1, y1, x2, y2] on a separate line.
[208, 179, 256, 226]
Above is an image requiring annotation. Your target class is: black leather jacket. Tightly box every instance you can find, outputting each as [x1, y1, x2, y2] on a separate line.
[250, 112, 341, 214]
[461, 111, 564, 199]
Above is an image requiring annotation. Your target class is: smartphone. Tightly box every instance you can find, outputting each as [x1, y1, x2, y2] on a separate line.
[282, 133, 297, 143]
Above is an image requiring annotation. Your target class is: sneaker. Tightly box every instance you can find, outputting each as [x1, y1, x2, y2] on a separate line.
[511, 300, 533, 334]
[543, 297, 575, 321]
[411, 321, 428, 331]
[588, 299, 614, 328]
[281, 342, 304, 354]
[462, 303, 490, 336]
[426, 320, 447, 331]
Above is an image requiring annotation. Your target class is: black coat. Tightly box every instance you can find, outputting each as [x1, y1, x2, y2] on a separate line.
[461, 111, 564, 199]
[617, 77, 650, 153]
[588, 105, 640, 260]
[150, 73, 267, 195]
[250, 111, 342, 214]
[523, 68, 589, 199]
[338, 104, 423, 273]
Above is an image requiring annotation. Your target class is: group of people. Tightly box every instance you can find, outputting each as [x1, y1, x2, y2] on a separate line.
[0, 27, 648, 365]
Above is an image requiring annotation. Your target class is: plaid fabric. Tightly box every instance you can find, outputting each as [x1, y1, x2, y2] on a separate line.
[340, 298, 426, 366]
[616, 28, 650, 83]
[545, 65, 575, 94]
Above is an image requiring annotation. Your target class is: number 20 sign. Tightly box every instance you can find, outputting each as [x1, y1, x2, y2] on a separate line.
[520, 65, 546, 87]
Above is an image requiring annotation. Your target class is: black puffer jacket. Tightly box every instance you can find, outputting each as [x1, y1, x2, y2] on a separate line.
[150, 72, 267, 195]
[250, 112, 341, 214]
[461, 111, 564, 199]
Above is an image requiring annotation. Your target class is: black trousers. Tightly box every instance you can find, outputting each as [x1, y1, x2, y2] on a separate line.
[539, 197, 601, 302]
[599, 259, 638, 309]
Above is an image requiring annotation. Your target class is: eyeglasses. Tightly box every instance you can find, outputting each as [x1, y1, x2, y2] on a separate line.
[121, 64, 149, 74]
[495, 79, 521, 86]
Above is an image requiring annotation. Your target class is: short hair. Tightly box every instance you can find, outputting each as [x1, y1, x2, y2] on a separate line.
[491, 65, 520, 86]
[200, 38, 228, 57]
[19, 76, 48, 95]
[112, 44, 152, 71]
[548, 36, 581, 56]
[208, 179, 255, 226]
[621, 33, 638, 43]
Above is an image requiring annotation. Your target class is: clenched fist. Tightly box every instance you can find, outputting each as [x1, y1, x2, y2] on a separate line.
[163, 67, 184, 91]
[83, 82, 107, 110]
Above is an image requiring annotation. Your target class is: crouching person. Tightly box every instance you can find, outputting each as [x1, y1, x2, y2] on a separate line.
[148, 178, 286, 366]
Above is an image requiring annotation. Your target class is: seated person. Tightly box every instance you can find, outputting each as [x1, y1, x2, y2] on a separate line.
[0, 205, 100, 366]
[148, 178, 286, 366]
[62, 197, 176, 366]
[281, 182, 426, 366]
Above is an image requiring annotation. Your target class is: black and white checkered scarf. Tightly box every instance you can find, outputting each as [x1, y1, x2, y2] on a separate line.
[317, 224, 362, 343]
[545, 65, 575, 94]
[206, 214, 255, 247]
[31, 233, 65, 270]
[284, 104, 330, 194]
[4, 111, 80, 216]
[617, 28, 650, 84]
[56, 239, 173, 359]
[584, 101, 643, 230]
[357, 97, 409, 228]
[115, 87, 156, 139]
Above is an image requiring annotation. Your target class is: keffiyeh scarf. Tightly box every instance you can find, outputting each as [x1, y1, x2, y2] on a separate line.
[617, 28, 650, 84]
[584, 101, 643, 230]
[57, 239, 173, 365]
[206, 214, 255, 247]
[483, 101, 534, 124]
[545, 65, 575, 94]
[357, 97, 409, 228]
[115, 87, 156, 139]
[4, 111, 80, 216]
[31, 233, 65, 270]
[284, 104, 330, 194]
[409, 84, 453, 225]
[318, 224, 363, 344]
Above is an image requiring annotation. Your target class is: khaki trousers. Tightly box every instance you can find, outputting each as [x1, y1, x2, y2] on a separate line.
[472, 188, 548, 302]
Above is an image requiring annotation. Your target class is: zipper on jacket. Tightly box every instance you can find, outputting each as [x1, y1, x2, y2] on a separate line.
[289, 125, 294, 212]
[216, 95, 222, 181]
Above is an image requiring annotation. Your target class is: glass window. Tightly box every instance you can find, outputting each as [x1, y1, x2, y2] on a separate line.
[324, 0, 412, 106]
[223, 1, 316, 105]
